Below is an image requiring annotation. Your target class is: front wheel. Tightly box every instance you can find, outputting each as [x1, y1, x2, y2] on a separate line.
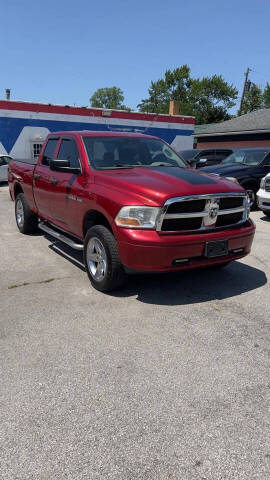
[15, 193, 38, 234]
[84, 225, 127, 292]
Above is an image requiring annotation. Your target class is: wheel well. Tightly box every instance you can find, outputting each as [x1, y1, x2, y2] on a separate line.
[14, 183, 24, 198]
[83, 210, 113, 237]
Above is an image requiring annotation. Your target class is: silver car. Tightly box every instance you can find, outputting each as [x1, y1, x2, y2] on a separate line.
[0, 155, 12, 182]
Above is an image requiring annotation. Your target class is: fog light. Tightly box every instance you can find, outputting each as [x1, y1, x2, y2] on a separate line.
[172, 258, 189, 266]
[232, 248, 244, 254]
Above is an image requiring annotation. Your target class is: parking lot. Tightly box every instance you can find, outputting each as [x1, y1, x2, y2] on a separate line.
[0, 183, 269, 479]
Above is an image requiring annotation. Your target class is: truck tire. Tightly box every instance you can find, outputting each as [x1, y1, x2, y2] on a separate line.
[15, 193, 38, 234]
[84, 225, 127, 292]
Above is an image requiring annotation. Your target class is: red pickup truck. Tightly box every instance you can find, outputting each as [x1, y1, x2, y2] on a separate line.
[8, 131, 255, 292]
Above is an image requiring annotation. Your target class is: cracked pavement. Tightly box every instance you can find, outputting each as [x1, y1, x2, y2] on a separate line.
[0, 184, 269, 480]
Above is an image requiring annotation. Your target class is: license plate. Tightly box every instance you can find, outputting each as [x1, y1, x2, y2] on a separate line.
[205, 240, 228, 258]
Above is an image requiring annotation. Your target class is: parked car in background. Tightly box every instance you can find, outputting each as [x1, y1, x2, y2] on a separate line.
[257, 173, 270, 217]
[199, 148, 270, 207]
[0, 155, 13, 182]
[178, 148, 233, 168]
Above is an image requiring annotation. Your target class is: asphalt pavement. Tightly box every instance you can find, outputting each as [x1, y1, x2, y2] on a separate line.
[0, 183, 269, 480]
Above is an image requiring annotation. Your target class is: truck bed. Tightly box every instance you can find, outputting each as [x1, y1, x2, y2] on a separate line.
[8, 159, 36, 210]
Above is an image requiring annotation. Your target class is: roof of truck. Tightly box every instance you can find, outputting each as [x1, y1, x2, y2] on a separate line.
[48, 131, 160, 139]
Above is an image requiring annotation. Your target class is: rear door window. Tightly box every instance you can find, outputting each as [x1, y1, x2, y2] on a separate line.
[42, 138, 59, 166]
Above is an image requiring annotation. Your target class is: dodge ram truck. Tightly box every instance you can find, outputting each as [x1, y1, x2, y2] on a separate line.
[8, 131, 255, 292]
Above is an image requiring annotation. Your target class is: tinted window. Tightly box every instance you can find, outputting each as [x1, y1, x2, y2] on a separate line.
[57, 139, 80, 168]
[0, 157, 8, 166]
[42, 138, 58, 166]
[178, 149, 198, 161]
[198, 150, 216, 161]
[215, 150, 232, 161]
[83, 136, 186, 169]
[222, 150, 268, 166]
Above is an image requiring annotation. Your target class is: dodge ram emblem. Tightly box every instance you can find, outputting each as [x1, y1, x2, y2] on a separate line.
[203, 199, 220, 227]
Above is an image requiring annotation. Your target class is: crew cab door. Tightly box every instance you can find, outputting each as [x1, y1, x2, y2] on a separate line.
[33, 137, 59, 218]
[47, 136, 85, 233]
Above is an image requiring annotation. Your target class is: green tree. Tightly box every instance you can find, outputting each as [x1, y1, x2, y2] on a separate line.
[90, 87, 130, 110]
[263, 82, 270, 108]
[137, 65, 238, 124]
[238, 83, 263, 115]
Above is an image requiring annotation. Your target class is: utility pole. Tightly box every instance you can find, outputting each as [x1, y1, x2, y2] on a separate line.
[239, 67, 251, 114]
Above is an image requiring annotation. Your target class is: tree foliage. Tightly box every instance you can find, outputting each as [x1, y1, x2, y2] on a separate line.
[90, 87, 130, 110]
[238, 82, 270, 115]
[263, 82, 270, 108]
[238, 83, 263, 115]
[137, 65, 238, 124]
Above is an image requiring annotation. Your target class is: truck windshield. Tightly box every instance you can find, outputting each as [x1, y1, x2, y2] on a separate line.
[82, 136, 187, 170]
[222, 150, 268, 166]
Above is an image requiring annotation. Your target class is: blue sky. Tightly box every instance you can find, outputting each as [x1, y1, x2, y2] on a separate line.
[1, 0, 269, 114]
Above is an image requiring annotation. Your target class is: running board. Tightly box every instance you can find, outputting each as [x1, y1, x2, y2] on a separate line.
[38, 222, 84, 251]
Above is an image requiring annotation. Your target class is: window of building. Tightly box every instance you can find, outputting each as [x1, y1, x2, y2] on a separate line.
[32, 143, 43, 163]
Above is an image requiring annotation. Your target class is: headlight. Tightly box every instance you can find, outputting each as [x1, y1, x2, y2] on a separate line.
[115, 206, 160, 229]
[260, 177, 266, 190]
[225, 177, 239, 184]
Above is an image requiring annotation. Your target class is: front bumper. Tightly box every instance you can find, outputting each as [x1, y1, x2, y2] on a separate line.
[117, 220, 255, 272]
[257, 189, 270, 211]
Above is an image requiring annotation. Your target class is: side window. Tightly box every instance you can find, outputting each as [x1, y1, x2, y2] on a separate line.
[0, 157, 6, 167]
[262, 152, 270, 165]
[57, 138, 80, 169]
[42, 138, 58, 166]
[198, 150, 215, 161]
[215, 150, 233, 162]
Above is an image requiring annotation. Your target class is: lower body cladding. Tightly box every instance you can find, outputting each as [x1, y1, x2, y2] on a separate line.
[257, 189, 270, 213]
[117, 220, 255, 273]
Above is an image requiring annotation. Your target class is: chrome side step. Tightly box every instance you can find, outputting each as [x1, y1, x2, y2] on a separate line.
[38, 222, 84, 251]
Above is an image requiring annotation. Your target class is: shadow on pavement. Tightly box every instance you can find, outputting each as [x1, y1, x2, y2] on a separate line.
[260, 214, 270, 222]
[45, 237, 267, 306]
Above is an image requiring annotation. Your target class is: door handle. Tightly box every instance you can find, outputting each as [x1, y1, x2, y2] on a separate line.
[34, 173, 40, 180]
[50, 177, 58, 185]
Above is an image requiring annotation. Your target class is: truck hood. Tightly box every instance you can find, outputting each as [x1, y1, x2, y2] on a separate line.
[200, 163, 254, 177]
[94, 166, 244, 206]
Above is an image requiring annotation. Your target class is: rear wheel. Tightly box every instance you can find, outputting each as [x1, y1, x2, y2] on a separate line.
[84, 225, 127, 292]
[15, 193, 38, 234]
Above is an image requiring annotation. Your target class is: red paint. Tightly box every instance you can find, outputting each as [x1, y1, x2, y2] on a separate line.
[0, 100, 194, 125]
[9, 131, 255, 273]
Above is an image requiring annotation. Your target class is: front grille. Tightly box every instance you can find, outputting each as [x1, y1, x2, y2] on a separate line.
[265, 180, 270, 192]
[157, 194, 247, 233]
[167, 199, 205, 214]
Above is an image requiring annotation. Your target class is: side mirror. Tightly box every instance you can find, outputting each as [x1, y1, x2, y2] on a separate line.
[49, 159, 80, 174]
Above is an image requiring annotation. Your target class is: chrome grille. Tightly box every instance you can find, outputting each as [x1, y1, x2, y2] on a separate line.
[156, 193, 248, 233]
[265, 179, 270, 192]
